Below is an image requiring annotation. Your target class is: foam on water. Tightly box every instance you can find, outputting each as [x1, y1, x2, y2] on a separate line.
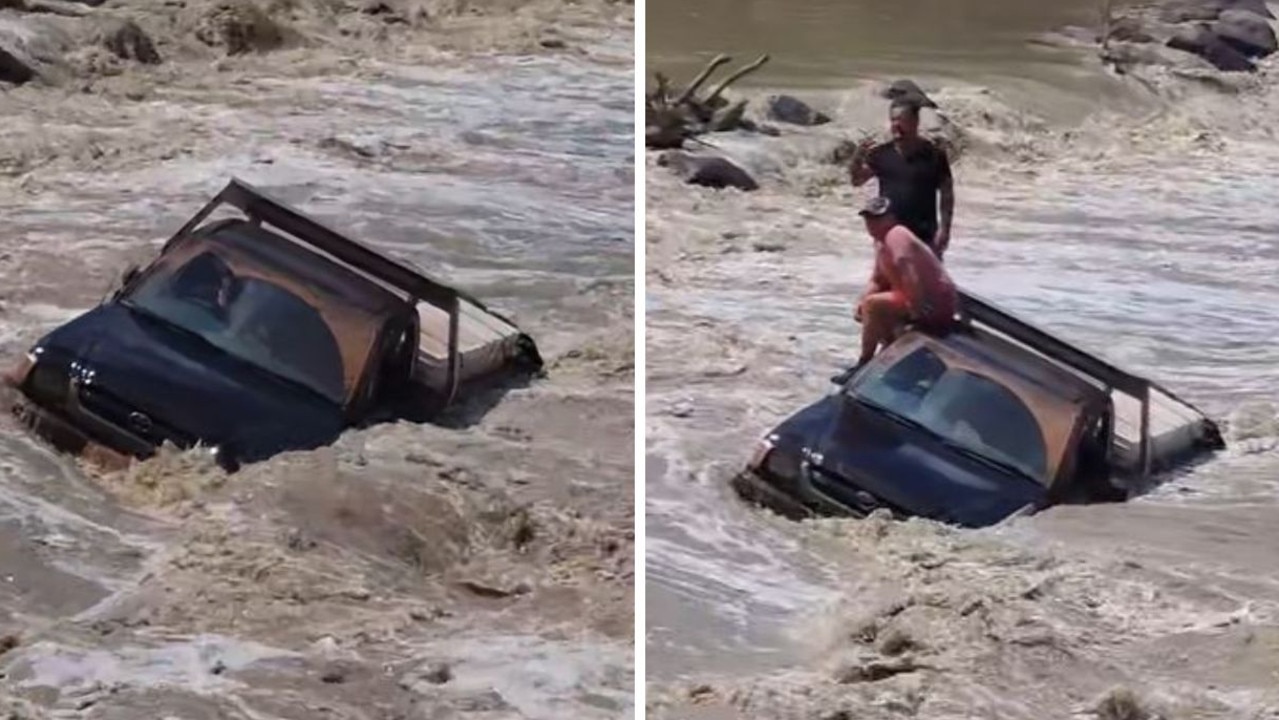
[647, 14, 1279, 716]
[0, 20, 633, 718]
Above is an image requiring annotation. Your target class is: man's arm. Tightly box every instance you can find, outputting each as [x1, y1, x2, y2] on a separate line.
[934, 152, 955, 254]
[893, 253, 926, 318]
[865, 264, 888, 295]
[848, 140, 878, 187]
[855, 262, 888, 323]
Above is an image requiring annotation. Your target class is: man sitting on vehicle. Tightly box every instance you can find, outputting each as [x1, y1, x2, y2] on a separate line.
[835, 196, 957, 383]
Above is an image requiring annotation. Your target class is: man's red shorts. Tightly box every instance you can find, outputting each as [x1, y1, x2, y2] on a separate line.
[885, 289, 956, 331]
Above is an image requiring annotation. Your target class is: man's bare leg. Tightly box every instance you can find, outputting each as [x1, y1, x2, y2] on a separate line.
[858, 292, 908, 365]
[836, 293, 906, 385]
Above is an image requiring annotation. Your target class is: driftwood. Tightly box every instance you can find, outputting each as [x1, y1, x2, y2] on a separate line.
[646, 53, 770, 149]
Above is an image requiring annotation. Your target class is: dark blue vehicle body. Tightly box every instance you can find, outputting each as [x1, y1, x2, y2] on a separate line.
[20, 302, 348, 469]
[732, 329, 1118, 528]
[5, 179, 543, 472]
[734, 394, 1049, 528]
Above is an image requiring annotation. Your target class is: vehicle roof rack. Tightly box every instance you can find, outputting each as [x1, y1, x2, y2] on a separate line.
[163, 178, 540, 407]
[958, 289, 1220, 478]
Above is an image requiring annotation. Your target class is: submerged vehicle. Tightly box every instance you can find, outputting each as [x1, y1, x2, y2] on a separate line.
[4, 178, 542, 471]
[732, 291, 1225, 528]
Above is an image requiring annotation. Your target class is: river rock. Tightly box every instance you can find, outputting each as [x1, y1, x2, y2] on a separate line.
[95, 17, 160, 64]
[1106, 16, 1158, 44]
[1167, 23, 1256, 71]
[1160, 0, 1273, 23]
[1103, 38, 1217, 73]
[1212, 8, 1276, 57]
[657, 151, 759, 192]
[0, 41, 33, 83]
[189, 0, 285, 55]
[880, 79, 938, 109]
[0, 14, 72, 84]
[763, 94, 831, 126]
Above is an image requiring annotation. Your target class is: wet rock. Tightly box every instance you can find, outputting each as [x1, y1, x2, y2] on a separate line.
[539, 37, 566, 49]
[1106, 16, 1157, 44]
[1167, 24, 1256, 71]
[398, 661, 454, 694]
[832, 654, 927, 684]
[282, 526, 317, 551]
[874, 627, 916, 656]
[0, 15, 71, 84]
[1212, 8, 1276, 57]
[320, 665, 347, 683]
[0, 43, 34, 84]
[881, 79, 938, 109]
[1103, 38, 1217, 73]
[763, 94, 830, 126]
[420, 662, 451, 685]
[357, 0, 407, 23]
[1094, 686, 1153, 720]
[191, 0, 284, 55]
[95, 18, 160, 64]
[687, 683, 715, 700]
[458, 579, 527, 598]
[1160, 0, 1273, 23]
[656, 151, 759, 192]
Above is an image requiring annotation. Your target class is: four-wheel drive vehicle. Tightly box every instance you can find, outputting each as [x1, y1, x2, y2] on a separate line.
[4, 179, 542, 471]
[732, 292, 1224, 528]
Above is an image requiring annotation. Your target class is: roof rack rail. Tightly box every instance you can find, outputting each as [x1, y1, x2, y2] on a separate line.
[958, 289, 1216, 478]
[162, 178, 539, 408]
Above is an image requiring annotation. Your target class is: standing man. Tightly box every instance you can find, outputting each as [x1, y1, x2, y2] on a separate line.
[849, 99, 954, 259]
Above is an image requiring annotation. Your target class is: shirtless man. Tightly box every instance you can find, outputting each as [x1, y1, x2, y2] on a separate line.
[849, 100, 954, 259]
[836, 196, 957, 382]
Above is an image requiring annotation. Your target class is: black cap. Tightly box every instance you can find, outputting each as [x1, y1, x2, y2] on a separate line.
[858, 196, 892, 218]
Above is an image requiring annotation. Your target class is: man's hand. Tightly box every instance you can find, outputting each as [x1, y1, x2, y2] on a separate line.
[848, 137, 878, 187]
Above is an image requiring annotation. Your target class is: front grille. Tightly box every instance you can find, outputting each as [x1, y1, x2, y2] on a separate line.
[77, 385, 193, 449]
[808, 465, 899, 517]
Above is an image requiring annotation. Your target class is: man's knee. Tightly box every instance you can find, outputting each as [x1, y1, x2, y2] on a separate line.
[862, 293, 902, 320]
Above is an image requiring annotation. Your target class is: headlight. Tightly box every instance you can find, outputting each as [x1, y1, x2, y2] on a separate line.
[748, 434, 776, 469]
[3, 351, 36, 388]
[765, 447, 802, 480]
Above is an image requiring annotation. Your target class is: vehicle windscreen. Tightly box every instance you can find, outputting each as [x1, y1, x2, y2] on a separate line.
[124, 251, 347, 405]
[851, 345, 1051, 484]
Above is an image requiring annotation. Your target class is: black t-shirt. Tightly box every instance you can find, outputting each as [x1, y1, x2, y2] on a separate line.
[867, 140, 951, 244]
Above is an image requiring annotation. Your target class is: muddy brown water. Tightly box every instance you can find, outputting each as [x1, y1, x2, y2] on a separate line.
[0, 17, 634, 718]
[647, 0, 1279, 716]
